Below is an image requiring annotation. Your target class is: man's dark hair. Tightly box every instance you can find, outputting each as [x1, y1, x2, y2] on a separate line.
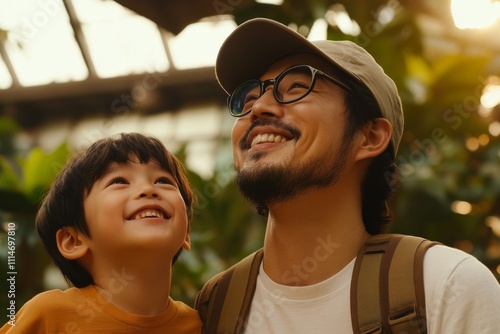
[36, 133, 195, 288]
[341, 75, 399, 235]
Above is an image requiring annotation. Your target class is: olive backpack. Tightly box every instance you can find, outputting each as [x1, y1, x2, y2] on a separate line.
[195, 234, 440, 334]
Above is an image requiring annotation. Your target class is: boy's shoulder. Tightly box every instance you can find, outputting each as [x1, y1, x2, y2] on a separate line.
[2, 287, 84, 332]
[19, 287, 84, 313]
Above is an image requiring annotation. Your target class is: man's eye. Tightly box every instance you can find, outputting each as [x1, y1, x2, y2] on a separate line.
[284, 80, 309, 92]
[244, 93, 259, 104]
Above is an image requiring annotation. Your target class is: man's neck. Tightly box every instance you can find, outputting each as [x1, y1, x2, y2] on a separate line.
[262, 185, 369, 286]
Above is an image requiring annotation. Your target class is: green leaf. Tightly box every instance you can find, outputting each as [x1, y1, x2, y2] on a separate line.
[406, 53, 433, 85]
[21, 143, 70, 202]
[0, 117, 20, 134]
[429, 55, 491, 108]
[0, 189, 35, 213]
[0, 156, 20, 190]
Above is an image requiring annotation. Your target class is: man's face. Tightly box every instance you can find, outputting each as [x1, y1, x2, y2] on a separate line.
[231, 54, 355, 209]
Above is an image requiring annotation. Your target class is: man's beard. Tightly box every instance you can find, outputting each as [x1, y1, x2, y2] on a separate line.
[236, 138, 352, 215]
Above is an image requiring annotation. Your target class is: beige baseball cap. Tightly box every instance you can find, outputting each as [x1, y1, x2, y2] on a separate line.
[216, 18, 403, 156]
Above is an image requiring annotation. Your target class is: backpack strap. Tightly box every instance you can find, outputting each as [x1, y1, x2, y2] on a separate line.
[350, 234, 440, 334]
[195, 249, 263, 334]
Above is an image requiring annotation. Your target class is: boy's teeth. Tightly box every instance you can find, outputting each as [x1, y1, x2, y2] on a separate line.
[251, 134, 287, 146]
[134, 210, 164, 220]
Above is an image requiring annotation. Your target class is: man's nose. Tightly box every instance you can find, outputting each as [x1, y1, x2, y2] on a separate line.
[249, 86, 284, 121]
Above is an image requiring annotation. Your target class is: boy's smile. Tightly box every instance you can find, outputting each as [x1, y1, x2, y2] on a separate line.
[82, 157, 190, 263]
[129, 207, 166, 221]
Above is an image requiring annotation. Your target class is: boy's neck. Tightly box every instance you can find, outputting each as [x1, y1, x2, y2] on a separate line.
[91, 256, 173, 315]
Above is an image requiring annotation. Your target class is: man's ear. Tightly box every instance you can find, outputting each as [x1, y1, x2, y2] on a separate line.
[56, 227, 89, 260]
[355, 118, 392, 161]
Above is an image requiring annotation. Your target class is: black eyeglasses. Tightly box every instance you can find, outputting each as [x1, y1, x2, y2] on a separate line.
[228, 64, 351, 117]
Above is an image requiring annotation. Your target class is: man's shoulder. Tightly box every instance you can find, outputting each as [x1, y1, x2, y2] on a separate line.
[206, 250, 263, 284]
[422, 245, 500, 332]
[199, 269, 226, 294]
[195, 249, 263, 311]
[423, 243, 500, 302]
[424, 244, 481, 273]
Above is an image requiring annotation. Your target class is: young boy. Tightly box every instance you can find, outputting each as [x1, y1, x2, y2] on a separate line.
[1, 133, 202, 333]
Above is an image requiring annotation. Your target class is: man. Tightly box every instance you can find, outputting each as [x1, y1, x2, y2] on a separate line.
[197, 18, 500, 333]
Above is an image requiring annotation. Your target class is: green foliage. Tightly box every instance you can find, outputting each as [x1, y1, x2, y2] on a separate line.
[0, 139, 71, 313]
[171, 146, 265, 303]
[0, 143, 70, 214]
[0, 117, 20, 157]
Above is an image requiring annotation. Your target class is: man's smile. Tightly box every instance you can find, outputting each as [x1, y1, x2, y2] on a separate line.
[239, 119, 301, 150]
[251, 133, 287, 147]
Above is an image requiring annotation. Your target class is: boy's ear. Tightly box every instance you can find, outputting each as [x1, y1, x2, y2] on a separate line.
[56, 227, 89, 260]
[181, 233, 191, 251]
[354, 118, 392, 161]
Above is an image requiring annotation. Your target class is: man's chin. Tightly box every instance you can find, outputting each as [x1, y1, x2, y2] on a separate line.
[236, 153, 346, 213]
[236, 165, 289, 208]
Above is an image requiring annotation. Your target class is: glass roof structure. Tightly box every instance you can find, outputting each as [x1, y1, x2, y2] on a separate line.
[1, 0, 499, 177]
[0, 0, 235, 87]
[0, 0, 237, 177]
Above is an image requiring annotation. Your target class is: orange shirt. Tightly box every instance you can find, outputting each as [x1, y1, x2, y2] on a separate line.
[1, 285, 201, 333]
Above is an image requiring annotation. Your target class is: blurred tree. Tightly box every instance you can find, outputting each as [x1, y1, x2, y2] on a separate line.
[0, 117, 71, 315]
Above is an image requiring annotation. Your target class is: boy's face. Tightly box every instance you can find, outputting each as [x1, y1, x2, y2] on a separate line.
[81, 156, 190, 263]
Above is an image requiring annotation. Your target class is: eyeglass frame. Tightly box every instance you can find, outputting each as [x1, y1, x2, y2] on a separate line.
[227, 64, 352, 117]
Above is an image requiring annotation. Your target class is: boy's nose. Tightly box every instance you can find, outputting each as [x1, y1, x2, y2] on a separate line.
[140, 192, 158, 198]
[138, 184, 159, 198]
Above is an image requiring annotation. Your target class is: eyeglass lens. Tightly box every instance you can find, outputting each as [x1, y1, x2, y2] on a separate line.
[230, 65, 315, 117]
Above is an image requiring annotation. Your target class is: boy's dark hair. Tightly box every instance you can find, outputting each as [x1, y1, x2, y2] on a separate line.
[36, 133, 195, 288]
[341, 75, 399, 235]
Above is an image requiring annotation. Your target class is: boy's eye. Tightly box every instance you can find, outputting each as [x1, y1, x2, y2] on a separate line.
[156, 177, 176, 186]
[109, 177, 128, 185]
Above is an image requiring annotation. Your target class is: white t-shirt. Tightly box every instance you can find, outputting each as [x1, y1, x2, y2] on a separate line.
[243, 245, 500, 334]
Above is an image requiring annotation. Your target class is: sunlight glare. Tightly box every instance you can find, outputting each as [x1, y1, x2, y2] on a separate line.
[1, 0, 88, 86]
[325, 4, 360, 36]
[486, 216, 500, 237]
[0, 57, 12, 88]
[168, 19, 236, 70]
[256, 0, 284, 4]
[479, 83, 500, 117]
[489, 122, 500, 137]
[481, 84, 500, 108]
[451, 201, 472, 215]
[465, 137, 480, 151]
[73, 0, 169, 78]
[451, 0, 500, 29]
[308, 18, 327, 40]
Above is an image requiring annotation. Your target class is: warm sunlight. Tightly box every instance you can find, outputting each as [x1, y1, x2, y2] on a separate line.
[451, 0, 500, 29]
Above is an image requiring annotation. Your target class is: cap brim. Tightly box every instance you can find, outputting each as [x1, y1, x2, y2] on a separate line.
[216, 18, 337, 95]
